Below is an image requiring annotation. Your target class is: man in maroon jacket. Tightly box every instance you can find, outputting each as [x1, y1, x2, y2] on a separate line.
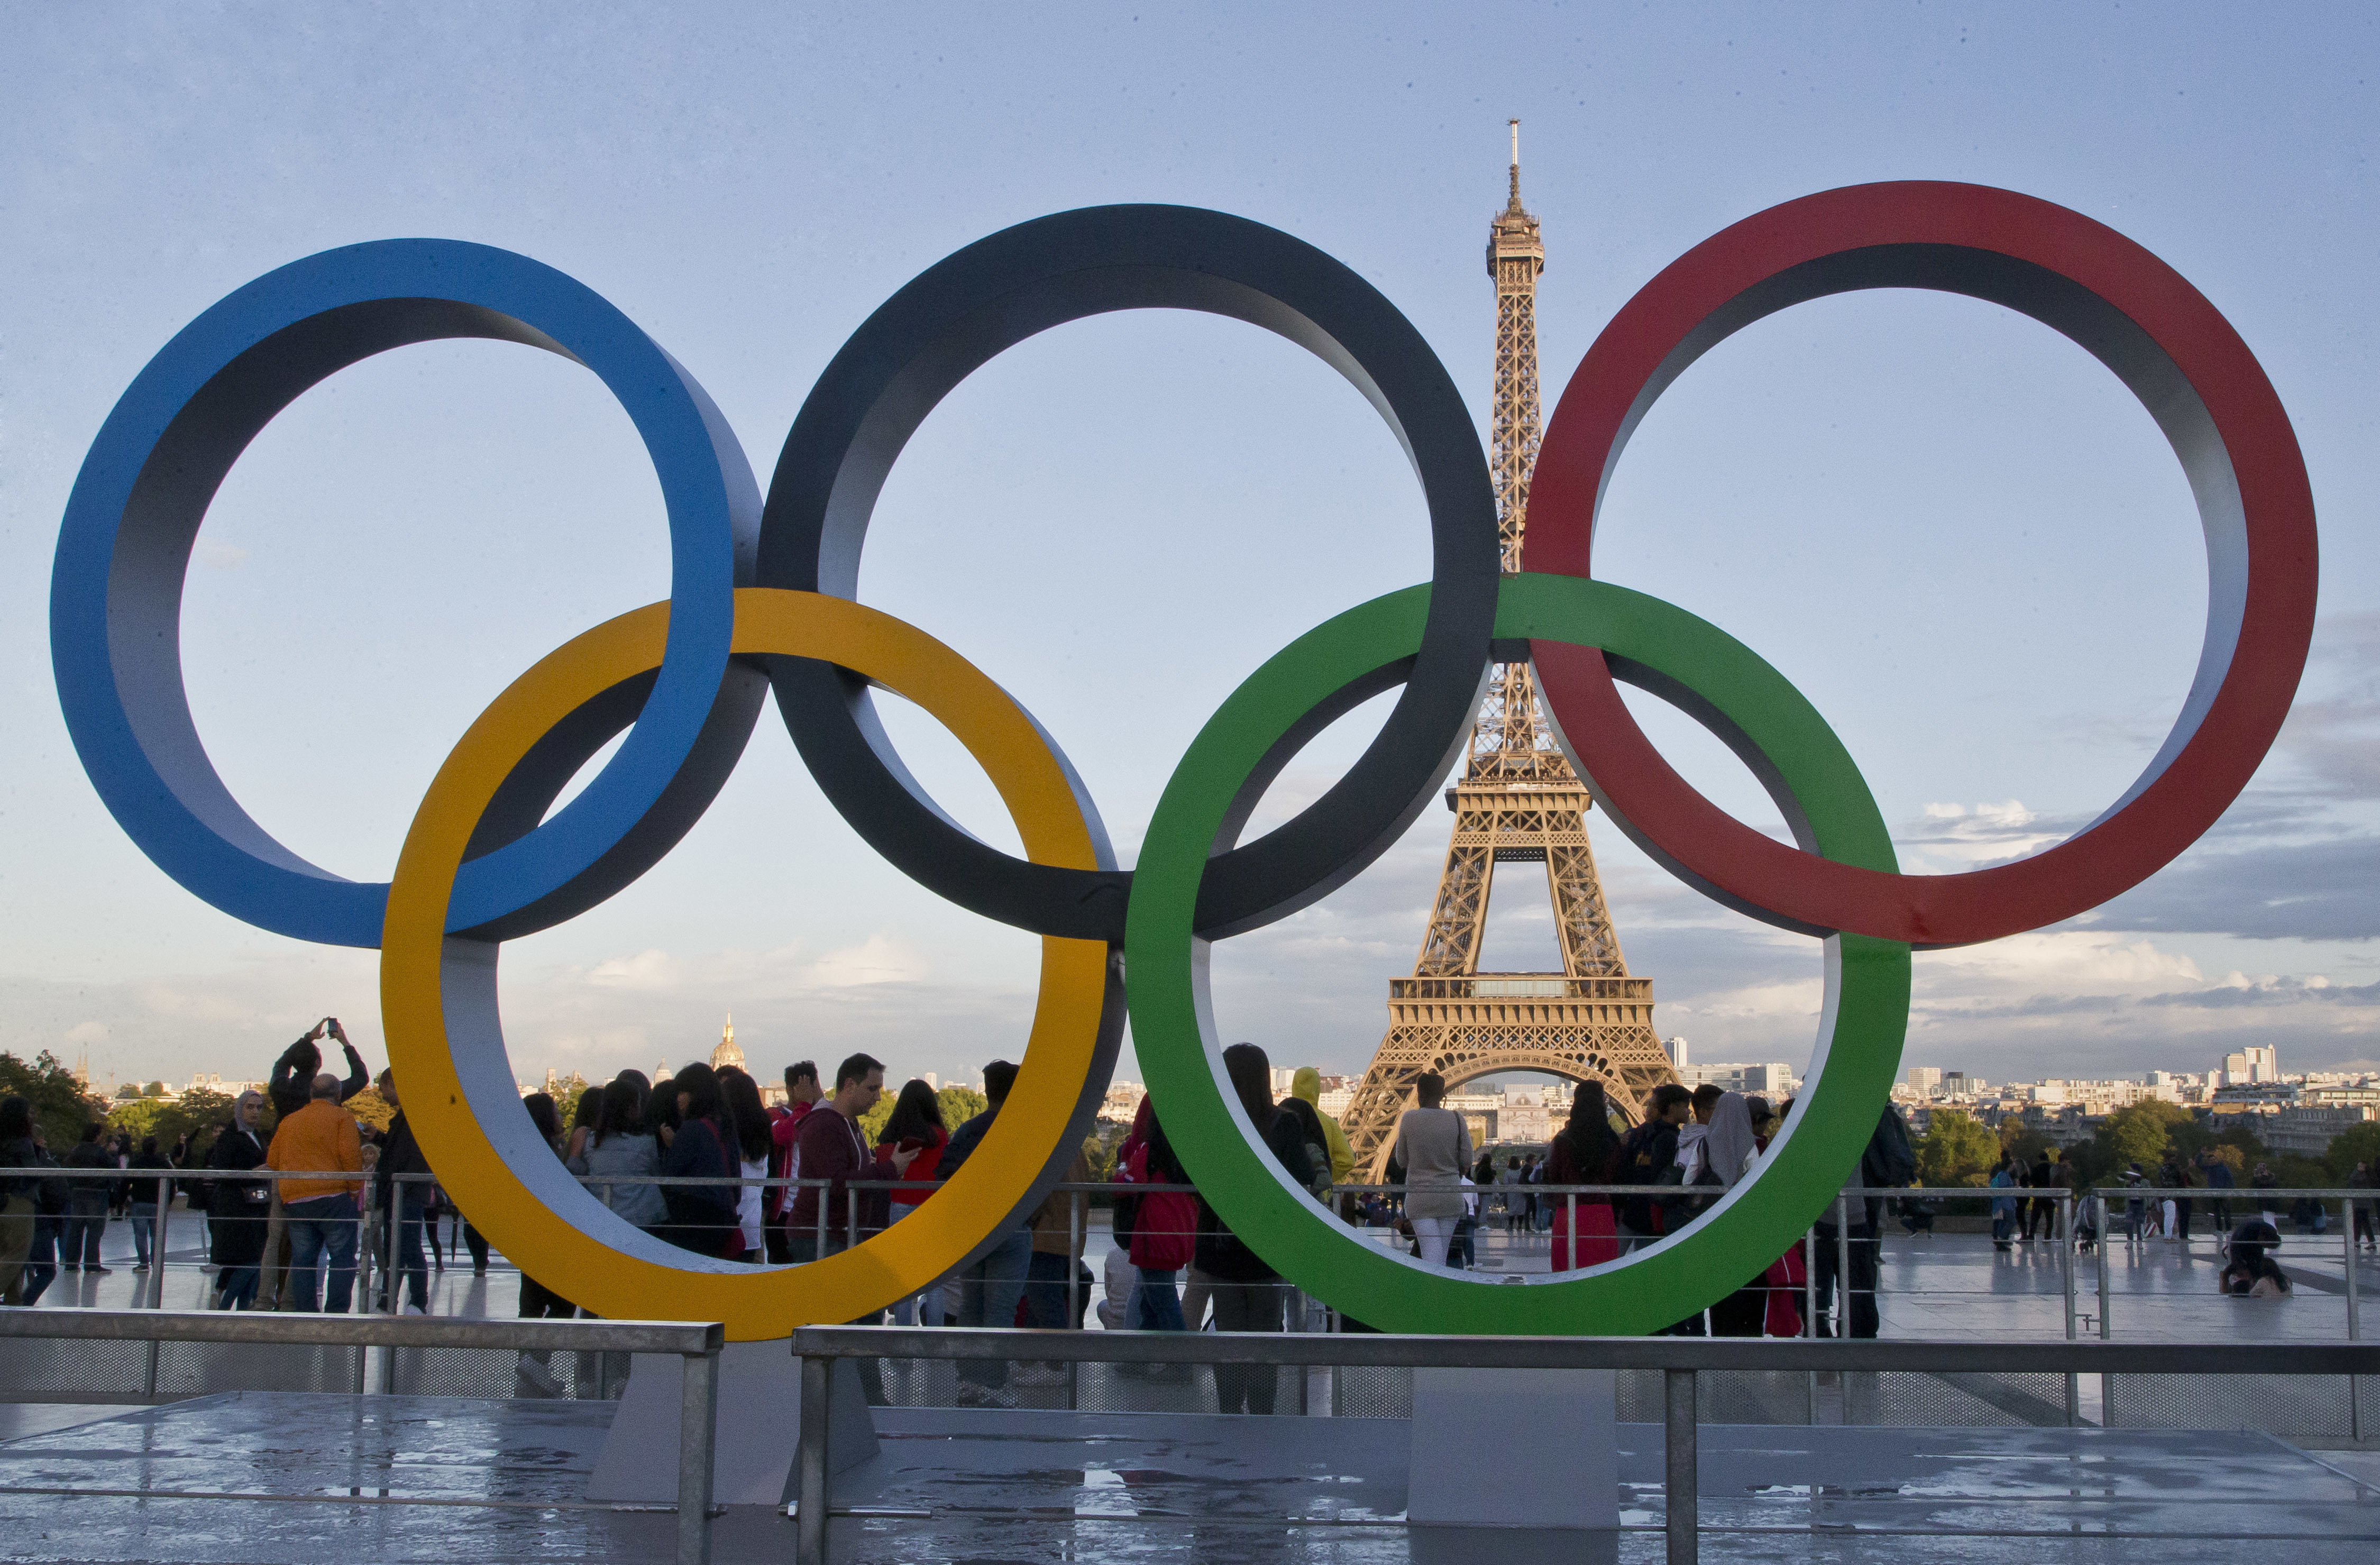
[764, 1061, 821, 1262]
[786, 1054, 915, 1261]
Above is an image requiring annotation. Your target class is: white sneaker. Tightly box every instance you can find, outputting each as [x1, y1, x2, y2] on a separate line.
[401, 1304, 426, 1316]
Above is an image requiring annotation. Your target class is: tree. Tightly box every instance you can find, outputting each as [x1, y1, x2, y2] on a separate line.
[2324, 1121, 2380, 1182]
[2098, 1100, 2190, 1174]
[343, 1085, 395, 1134]
[142, 1081, 169, 1098]
[0, 1050, 115, 1150]
[115, 1082, 142, 1101]
[937, 1086, 988, 1131]
[108, 1086, 237, 1156]
[1916, 1108, 1999, 1188]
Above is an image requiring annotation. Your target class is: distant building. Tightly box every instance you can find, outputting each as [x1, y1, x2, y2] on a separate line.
[1906, 1067, 1944, 1097]
[2263, 1105, 2379, 1156]
[1666, 1037, 1690, 1070]
[712, 1015, 746, 1074]
[1683, 1061, 1799, 1097]
[1099, 1081, 1147, 1124]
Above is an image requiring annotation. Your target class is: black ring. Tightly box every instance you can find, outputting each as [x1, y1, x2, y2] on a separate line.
[758, 204, 1498, 941]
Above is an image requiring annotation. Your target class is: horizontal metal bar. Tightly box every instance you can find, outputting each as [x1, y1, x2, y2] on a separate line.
[0, 1307, 721, 1355]
[788, 1325, 2380, 1376]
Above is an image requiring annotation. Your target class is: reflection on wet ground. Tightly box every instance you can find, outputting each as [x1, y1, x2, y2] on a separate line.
[2, 1394, 2376, 1562]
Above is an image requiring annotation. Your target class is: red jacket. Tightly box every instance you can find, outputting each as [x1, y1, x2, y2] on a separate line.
[1121, 1142, 1195, 1271]
[874, 1125, 947, 1206]
[767, 1101, 814, 1220]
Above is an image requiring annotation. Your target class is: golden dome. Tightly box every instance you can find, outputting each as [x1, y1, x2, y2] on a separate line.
[710, 1013, 746, 1072]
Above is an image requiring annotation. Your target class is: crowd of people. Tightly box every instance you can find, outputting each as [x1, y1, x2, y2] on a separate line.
[8, 1021, 2362, 1366]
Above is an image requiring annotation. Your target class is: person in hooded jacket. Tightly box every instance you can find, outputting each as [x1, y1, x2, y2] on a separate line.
[1288, 1068, 1354, 1187]
[1547, 1082, 1620, 1272]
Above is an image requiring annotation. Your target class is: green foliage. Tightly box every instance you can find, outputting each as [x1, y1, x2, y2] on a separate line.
[142, 1081, 169, 1097]
[114, 1082, 142, 1101]
[1916, 1108, 1999, 1188]
[553, 1078, 588, 1134]
[2325, 1121, 2380, 1181]
[0, 1050, 115, 1150]
[2098, 1100, 2190, 1173]
[343, 1085, 395, 1134]
[937, 1085, 988, 1130]
[107, 1086, 238, 1155]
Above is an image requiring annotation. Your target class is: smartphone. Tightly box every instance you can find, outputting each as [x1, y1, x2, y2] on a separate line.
[898, 1136, 926, 1154]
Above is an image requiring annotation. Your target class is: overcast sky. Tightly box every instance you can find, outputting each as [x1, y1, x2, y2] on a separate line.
[3, 3, 2375, 1098]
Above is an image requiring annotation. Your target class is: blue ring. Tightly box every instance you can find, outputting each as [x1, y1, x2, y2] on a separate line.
[50, 240, 758, 948]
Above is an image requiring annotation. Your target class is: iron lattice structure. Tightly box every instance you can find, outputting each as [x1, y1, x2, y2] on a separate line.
[1342, 127, 1680, 1177]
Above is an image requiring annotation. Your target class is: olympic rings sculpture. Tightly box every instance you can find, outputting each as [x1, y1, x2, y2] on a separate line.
[51, 183, 2315, 1339]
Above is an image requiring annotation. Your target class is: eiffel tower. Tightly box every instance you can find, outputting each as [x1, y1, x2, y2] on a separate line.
[1340, 123, 1679, 1178]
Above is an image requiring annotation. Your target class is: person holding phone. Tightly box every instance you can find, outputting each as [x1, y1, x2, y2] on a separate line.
[872, 1079, 949, 1323]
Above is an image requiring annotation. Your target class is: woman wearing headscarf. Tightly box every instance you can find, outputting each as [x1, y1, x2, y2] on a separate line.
[1682, 1093, 1781, 1337]
[1547, 1083, 1619, 1272]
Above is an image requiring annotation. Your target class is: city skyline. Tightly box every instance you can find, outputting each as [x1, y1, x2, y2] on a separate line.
[4, 7, 2376, 1099]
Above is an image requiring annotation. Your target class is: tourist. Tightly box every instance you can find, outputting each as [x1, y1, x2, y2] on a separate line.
[2250, 1161, 2281, 1229]
[1390, 1071, 1469, 1267]
[269, 1018, 368, 1116]
[265, 1073, 364, 1312]
[765, 1060, 821, 1264]
[944, 1060, 1033, 1405]
[1613, 1084, 1692, 1251]
[873, 1079, 950, 1325]
[1683, 1092, 1764, 1336]
[1990, 1154, 2019, 1252]
[1105, 1099, 1155, 1330]
[656, 1064, 740, 1257]
[1014, 1139, 1095, 1383]
[2350, 1162, 2376, 1251]
[1122, 1100, 1196, 1350]
[1547, 1082, 1619, 1273]
[2201, 1149, 2237, 1234]
[1813, 1104, 1913, 1340]
[371, 1071, 433, 1315]
[0, 1095, 38, 1303]
[2164, 1155, 2196, 1242]
[204, 1091, 270, 1309]
[1184, 1044, 1314, 1414]
[1288, 1068, 1354, 1187]
[17, 1125, 68, 1306]
[2219, 1220, 2292, 1297]
[788, 1054, 906, 1259]
[2022, 1148, 2057, 1243]
[62, 1122, 115, 1274]
[564, 1084, 603, 1167]
[576, 1074, 667, 1231]
[2121, 1164, 2149, 1243]
[126, 1135, 176, 1274]
[514, 1092, 578, 1394]
[716, 1069, 775, 1262]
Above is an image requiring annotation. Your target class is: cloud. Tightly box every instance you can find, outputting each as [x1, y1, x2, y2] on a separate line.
[2077, 836, 2380, 941]
[62, 1021, 109, 1045]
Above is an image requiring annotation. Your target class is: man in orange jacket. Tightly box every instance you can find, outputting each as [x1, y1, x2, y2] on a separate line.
[266, 1072, 364, 1312]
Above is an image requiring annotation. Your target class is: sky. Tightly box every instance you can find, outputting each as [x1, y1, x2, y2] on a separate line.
[2, 3, 2375, 1100]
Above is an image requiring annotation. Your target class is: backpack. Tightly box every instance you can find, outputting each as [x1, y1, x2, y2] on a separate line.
[1861, 1105, 1918, 1191]
[1615, 1121, 1674, 1233]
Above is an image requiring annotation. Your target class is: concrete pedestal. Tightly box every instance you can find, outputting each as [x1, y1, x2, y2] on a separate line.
[584, 1340, 877, 1506]
[1403, 1366, 1619, 1529]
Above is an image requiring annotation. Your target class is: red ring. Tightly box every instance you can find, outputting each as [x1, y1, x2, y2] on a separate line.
[1523, 181, 2317, 948]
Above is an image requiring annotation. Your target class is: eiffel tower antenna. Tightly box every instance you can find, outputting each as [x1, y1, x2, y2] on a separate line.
[1340, 127, 1680, 1177]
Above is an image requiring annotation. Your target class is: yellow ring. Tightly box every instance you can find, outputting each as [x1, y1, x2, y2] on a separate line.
[380, 588, 1111, 1340]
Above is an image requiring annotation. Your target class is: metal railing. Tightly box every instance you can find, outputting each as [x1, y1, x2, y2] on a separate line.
[785, 1324, 2380, 1565]
[0, 1307, 725, 1565]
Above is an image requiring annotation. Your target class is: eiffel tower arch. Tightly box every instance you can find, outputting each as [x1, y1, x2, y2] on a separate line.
[1342, 124, 1680, 1179]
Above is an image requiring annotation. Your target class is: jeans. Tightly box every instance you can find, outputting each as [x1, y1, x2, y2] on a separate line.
[957, 1227, 1033, 1389]
[1813, 1223, 1880, 1339]
[22, 1218, 59, 1305]
[1023, 1250, 1077, 1331]
[217, 1264, 260, 1310]
[63, 1197, 107, 1268]
[283, 1194, 360, 1313]
[0, 1194, 34, 1304]
[385, 1196, 429, 1312]
[886, 1204, 944, 1326]
[131, 1202, 157, 1267]
[1135, 1267, 1186, 1332]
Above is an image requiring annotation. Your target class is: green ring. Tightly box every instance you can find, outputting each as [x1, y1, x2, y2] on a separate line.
[1124, 572, 1911, 1334]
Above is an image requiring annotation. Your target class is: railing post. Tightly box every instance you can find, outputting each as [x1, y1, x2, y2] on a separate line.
[1664, 1366, 1697, 1565]
[2347, 1206, 2362, 1442]
[150, 1170, 171, 1303]
[1065, 1188, 1083, 1413]
[677, 1339, 719, 1565]
[2060, 1193, 2078, 1426]
[1803, 1225, 1818, 1424]
[1834, 1194, 1851, 1340]
[796, 1350, 829, 1565]
[2096, 1187, 2114, 1425]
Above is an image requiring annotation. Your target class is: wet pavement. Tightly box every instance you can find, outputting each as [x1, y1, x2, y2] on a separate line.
[1, 1393, 2377, 1562]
